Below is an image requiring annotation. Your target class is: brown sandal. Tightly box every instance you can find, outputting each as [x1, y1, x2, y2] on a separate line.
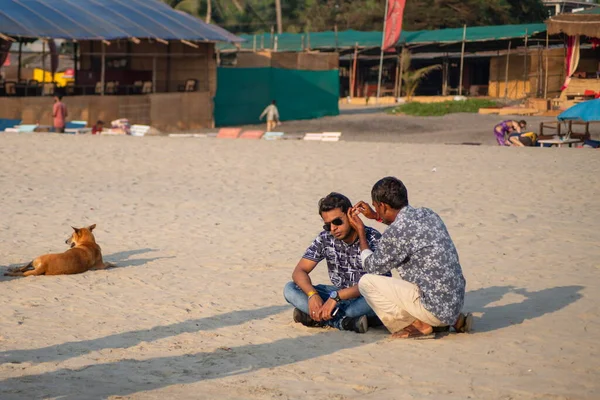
[453, 312, 473, 333]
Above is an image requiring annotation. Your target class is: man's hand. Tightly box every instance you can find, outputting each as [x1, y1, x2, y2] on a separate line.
[319, 298, 338, 321]
[308, 295, 324, 321]
[353, 201, 378, 220]
[347, 208, 366, 235]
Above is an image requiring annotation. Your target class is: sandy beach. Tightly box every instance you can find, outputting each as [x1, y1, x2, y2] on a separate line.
[1, 129, 599, 399]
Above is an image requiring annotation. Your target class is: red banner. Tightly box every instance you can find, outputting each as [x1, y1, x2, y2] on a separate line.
[383, 0, 406, 51]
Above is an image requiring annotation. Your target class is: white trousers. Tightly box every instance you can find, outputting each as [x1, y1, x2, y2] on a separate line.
[359, 274, 443, 333]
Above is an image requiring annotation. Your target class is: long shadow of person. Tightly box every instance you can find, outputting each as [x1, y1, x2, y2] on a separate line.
[0, 330, 379, 400]
[0, 305, 290, 364]
[464, 285, 584, 332]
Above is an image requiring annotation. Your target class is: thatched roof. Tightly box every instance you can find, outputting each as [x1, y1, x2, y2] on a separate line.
[546, 14, 600, 38]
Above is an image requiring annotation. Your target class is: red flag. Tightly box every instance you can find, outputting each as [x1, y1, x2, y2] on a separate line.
[383, 0, 406, 50]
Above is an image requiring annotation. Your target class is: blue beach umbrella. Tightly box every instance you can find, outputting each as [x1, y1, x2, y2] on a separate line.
[558, 98, 600, 122]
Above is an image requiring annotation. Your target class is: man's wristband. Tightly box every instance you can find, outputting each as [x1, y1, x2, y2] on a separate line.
[307, 290, 318, 299]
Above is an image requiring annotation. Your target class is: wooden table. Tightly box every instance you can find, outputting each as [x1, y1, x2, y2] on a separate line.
[538, 138, 582, 148]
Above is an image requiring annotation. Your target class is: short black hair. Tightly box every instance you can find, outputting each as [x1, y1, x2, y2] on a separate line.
[97, 120, 104, 125]
[318, 192, 352, 215]
[518, 120, 527, 127]
[55, 94, 63, 100]
[371, 177, 409, 210]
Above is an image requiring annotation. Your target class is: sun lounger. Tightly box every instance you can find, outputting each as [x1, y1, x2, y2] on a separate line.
[65, 121, 87, 129]
[130, 125, 151, 137]
[64, 128, 92, 135]
[18, 125, 38, 133]
[263, 132, 284, 140]
[168, 133, 208, 138]
[239, 130, 264, 139]
[322, 132, 342, 142]
[303, 133, 323, 141]
[217, 128, 242, 139]
[0, 119, 22, 132]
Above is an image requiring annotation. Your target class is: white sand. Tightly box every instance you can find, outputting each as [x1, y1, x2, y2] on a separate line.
[0, 133, 599, 399]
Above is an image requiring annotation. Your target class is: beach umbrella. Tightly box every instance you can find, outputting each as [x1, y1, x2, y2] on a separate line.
[557, 98, 600, 122]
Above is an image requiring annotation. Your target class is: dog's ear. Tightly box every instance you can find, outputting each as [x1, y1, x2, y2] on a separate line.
[71, 226, 80, 234]
[88, 224, 96, 232]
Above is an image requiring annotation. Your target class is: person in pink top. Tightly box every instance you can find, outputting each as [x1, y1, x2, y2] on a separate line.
[53, 95, 68, 133]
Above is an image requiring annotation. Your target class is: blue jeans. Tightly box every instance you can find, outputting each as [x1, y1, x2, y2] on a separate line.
[283, 281, 377, 330]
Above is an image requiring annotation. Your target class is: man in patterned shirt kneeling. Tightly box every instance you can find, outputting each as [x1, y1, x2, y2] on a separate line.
[284, 192, 389, 333]
[349, 177, 473, 339]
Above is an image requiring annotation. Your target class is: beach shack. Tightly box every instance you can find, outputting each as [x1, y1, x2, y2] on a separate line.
[0, 0, 241, 132]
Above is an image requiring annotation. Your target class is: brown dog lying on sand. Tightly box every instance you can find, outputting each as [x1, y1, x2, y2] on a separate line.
[4, 224, 113, 277]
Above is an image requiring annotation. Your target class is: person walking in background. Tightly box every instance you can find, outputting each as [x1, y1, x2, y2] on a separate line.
[260, 100, 280, 132]
[52, 95, 68, 133]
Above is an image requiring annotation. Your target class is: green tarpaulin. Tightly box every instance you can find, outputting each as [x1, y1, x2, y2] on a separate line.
[218, 23, 547, 52]
[214, 67, 339, 127]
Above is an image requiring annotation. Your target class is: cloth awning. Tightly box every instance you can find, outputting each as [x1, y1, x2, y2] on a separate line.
[0, 0, 242, 43]
[218, 23, 547, 53]
[546, 13, 600, 38]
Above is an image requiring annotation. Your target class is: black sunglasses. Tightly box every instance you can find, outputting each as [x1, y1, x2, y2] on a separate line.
[323, 217, 344, 232]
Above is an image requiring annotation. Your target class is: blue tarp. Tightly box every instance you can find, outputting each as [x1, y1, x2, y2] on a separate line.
[0, 0, 242, 42]
[558, 99, 600, 122]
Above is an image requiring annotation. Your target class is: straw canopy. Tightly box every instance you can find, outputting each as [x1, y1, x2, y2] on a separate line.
[546, 13, 600, 38]
[0, 0, 242, 43]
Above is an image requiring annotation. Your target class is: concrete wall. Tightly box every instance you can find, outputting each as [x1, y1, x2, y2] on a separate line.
[0, 92, 213, 132]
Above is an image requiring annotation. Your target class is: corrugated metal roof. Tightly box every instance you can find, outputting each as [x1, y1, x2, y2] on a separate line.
[0, 0, 242, 42]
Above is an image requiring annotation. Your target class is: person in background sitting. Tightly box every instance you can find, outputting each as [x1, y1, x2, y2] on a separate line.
[493, 120, 526, 146]
[92, 120, 104, 135]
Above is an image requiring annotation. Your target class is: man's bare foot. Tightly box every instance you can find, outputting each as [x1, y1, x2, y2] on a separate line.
[391, 320, 434, 339]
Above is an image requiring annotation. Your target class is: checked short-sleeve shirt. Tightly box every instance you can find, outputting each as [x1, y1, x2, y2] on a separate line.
[302, 227, 387, 289]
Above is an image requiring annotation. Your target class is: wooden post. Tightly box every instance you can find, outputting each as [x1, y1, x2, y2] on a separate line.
[334, 24, 338, 52]
[270, 26, 274, 49]
[376, 0, 390, 102]
[74, 41, 79, 86]
[351, 43, 358, 98]
[166, 42, 171, 92]
[458, 25, 466, 96]
[261, 34, 264, 50]
[442, 57, 448, 95]
[100, 41, 105, 95]
[394, 51, 400, 97]
[42, 39, 46, 88]
[504, 41, 511, 99]
[17, 40, 22, 82]
[152, 55, 157, 93]
[301, 35, 305, 51]
[523, 29, 528, 97]
[274, 35, 278, 52]
[544, 31, 549, 99]
[397, 46, 404, 97]
[253, 35, 256, 52]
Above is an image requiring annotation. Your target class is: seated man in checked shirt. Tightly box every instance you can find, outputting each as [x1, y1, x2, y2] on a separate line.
[283, 192, 390, 334]
[349, 176, 472, 339]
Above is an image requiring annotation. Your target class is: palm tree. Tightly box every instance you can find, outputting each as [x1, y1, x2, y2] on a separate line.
[400, 48, 441, 101]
